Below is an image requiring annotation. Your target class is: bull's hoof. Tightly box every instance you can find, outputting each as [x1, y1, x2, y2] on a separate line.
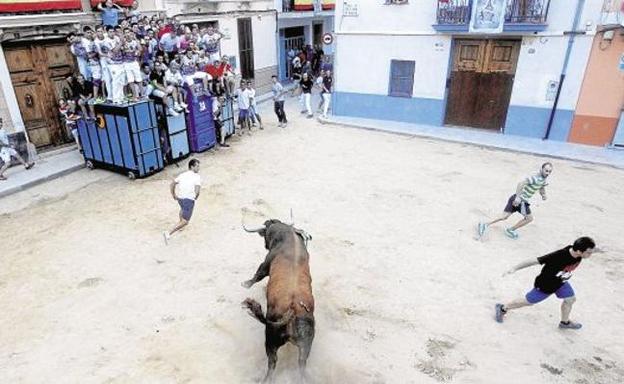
[242, 280, 254, 289]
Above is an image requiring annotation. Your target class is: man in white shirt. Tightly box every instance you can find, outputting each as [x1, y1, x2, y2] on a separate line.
[163, 158, 201, 244]
[0, 117, 34, 181]
[235, 81, 251, 135]
[246, 80, 263, 130]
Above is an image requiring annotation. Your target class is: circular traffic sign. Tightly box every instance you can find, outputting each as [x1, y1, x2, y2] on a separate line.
[322, 33, 333, 45]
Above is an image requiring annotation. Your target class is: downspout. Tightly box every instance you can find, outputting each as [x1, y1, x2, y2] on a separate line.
[543, 0, 585, 140]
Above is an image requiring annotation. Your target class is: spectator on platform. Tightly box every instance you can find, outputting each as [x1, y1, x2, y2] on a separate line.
[123, 28, 143, 101]
[94, 25, 114, 102]
[74, 74, 96, 120]
[164, 62, 189, 113]
[67, 32, 91, 82]
[125, 0, 141, 24]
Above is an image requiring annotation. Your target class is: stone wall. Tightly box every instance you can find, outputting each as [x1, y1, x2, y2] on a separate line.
[254, 65, 278, 95]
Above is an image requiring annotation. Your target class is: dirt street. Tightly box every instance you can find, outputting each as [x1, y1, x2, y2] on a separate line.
[1, 97, 624, 384]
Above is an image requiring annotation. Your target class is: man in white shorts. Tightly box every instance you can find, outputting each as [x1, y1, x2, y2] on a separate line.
[123, 28, 143, 101]
[165, 62, 188, 112]
[94, 25, 115, 102]
[146, 63, 180, 116]
[201, 26, 223, 63]
[0, 117, 34, 181]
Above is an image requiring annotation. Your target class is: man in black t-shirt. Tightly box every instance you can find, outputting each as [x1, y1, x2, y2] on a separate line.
[495, 236, 596, 330]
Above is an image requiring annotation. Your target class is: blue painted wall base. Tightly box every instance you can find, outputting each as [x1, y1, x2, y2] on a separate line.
[333, 91, 574, 142]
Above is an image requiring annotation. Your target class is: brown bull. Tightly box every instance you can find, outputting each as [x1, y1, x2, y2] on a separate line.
[241, 219, 315, 383]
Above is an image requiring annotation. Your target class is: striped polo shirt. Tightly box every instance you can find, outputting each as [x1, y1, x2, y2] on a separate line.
[520, 173, 547, 201]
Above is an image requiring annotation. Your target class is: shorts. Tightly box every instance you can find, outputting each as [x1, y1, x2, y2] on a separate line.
[504, 194, 531, 216]
[525, 282, 575, 304]
[123, 62, 142, 83]
[152, 89, 166, 99]
[0, 147, 18, 164]
[178, 198, 195, 221]
[238, 109, 249, 120]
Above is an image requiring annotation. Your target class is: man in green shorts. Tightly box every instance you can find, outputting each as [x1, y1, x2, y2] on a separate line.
[478, 162, 553, 239]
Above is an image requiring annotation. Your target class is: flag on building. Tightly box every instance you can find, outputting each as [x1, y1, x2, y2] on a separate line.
[322, 0, 335, 10]
[294, 0, 314, 11]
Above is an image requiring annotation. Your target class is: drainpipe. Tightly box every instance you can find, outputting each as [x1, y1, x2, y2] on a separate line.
[543, 0, 585, 140]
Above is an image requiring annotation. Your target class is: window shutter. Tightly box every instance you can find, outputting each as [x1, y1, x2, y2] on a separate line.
[389, 60, 415, 98]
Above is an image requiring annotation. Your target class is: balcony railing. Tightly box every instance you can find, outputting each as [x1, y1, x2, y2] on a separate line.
[435, 0, 550, 30]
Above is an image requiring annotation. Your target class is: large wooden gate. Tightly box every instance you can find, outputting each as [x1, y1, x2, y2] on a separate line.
[444, 39, 520, 130]
[4, 39, 76, 148]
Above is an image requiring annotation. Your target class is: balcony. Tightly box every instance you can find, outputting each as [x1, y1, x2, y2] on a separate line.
[280, 0, 334, 14]
[433, 0, 550, 33]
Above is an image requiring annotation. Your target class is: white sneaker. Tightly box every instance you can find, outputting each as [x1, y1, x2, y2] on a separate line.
[173, 102, 183, 112]
[179, 101, 188, 108]
[167, 108, 179, 117]
[163, 231, 170, 245]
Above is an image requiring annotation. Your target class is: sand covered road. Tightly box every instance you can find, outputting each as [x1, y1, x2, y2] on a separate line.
[1, 98, 624, 384]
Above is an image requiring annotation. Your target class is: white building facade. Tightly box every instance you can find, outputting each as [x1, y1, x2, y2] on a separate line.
[275, 0, 335, 80]
[333, 0, 604, 140]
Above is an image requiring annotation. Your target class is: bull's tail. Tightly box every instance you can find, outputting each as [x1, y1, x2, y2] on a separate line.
[242, 298, 295, 327]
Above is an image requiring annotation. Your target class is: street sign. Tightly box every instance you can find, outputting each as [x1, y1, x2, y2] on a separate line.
[322, 33, 333, 45]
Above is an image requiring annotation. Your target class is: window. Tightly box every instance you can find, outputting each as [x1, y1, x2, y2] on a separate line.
[388, 60, 415, 97]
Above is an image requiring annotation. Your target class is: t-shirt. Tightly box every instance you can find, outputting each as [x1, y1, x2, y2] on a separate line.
[160, 33, 178, 53]
[202, 32, 222, 54]
[272, 82, 285, 102]
[247, 88, 257, 107]
[534, 246, 582, 294]
[236, 88, 250, 109]
[150, 71, 165, 87]
[175, 170, 201, 200]
[101, 7, 120, 27]
[300, 78, 313, 94]
[165, 69, 183, 86]
[520, 173, 548, 201]
[322, 76, 333, 94]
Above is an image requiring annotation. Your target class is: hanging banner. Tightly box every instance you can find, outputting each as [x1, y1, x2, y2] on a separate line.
[294, 0, 314, 11]
[469, 0, 507, 34]
[321, 0, 335, 10]
[89, 0, 133, 8]
[0, 0, 81, 13]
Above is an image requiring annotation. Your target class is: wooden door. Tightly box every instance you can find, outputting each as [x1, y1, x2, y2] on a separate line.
[237, 18, 255, 80]
[444, 39, 520, 130]
[5, 40, 75, 148]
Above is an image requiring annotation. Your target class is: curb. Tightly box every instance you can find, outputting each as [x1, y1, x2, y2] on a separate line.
[0, 162, 85, 199]
[324, 118, 624, 170]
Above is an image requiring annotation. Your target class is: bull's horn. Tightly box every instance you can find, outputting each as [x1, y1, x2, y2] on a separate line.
[287, 208, 294, 226]
[241, 218, 264, 233]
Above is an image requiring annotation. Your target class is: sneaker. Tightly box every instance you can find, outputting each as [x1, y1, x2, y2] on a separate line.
[478, 222, 488, 237]
[259, 125, 264, 130]
[505, 228, 519, 239]
[179, 102, 188, 109]
[559, 321, 582, 330]
[167, 108, 179, 117]
[162, 231, 170, 245]
[495, 303, 506, 323]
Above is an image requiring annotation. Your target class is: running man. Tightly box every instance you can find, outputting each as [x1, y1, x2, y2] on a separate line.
[163, 158, 201, 244]
[478, 162, 553, 239]
[0, 117, 35, 180]
[495, 236, 596, 330]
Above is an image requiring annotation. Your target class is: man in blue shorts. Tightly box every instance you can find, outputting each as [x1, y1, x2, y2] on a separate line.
[163, 158, 201, 244]
[495, 236, 596, 330]
[478, 162, 553, 239]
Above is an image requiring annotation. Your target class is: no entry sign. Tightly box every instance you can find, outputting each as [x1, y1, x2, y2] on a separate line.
[322, 33, 333, 45]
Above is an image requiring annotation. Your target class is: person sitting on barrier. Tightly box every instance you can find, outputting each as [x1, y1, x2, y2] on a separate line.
[246, 81, 263, 130]
[219, 55, 237, 96]
[147, 63, 181, 117]
[164, 62, 189, 113]
[74, 74, 96, 120]
[0, 117, 35, 181]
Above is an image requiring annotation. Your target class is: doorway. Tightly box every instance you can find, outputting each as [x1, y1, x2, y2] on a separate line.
[313, 23, 323, 47]
[444, 39, 521, 130]
[237, 18, 255, 80]
[4, 39, 76, 148]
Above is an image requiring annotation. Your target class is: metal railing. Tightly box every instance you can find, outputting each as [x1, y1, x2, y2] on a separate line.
[505, 0, 550, 24]
[436, 0, 550, 25]
[436, 0, 471, 25]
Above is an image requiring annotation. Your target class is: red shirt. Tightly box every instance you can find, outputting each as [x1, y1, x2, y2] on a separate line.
[205, 62, 232, 78]
[157, 24, 174, 39]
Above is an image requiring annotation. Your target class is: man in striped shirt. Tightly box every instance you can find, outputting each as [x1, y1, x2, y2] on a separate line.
[478, 162, 553, 239]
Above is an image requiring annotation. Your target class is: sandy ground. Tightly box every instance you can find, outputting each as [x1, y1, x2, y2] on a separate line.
[1, 95, 624, 384]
